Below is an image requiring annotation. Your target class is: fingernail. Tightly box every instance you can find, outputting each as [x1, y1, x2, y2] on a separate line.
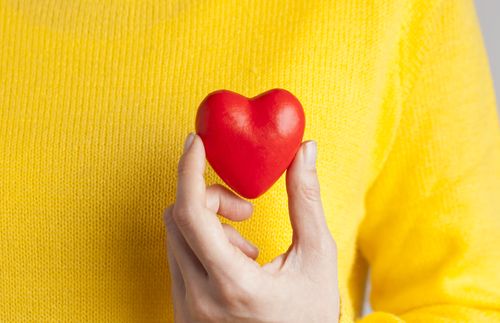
[304, 140, 317, 168]
[183, 132, 195, 153]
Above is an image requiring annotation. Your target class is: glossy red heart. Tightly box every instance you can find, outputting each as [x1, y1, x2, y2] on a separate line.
[195, 88, 305, 199]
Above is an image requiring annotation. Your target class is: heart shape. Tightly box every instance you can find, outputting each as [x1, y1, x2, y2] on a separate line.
[195, 88, 305, 199]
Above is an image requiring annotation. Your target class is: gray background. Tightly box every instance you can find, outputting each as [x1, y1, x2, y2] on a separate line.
[362, 0, 499, 316]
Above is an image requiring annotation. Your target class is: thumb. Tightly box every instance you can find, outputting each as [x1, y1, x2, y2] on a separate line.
[286, 140, 331, 250]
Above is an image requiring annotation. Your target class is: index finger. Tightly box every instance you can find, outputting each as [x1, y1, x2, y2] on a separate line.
[173, 133, 238, 275]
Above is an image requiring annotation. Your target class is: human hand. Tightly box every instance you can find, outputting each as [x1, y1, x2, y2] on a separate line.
[163, 133, 339, 323]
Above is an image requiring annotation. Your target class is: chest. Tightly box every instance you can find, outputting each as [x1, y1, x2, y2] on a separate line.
[0, 1, 404, 319]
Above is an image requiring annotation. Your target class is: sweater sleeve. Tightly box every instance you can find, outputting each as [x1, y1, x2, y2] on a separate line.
[356, 0, 500, 322]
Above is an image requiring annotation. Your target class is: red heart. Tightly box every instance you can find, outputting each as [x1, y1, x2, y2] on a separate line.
[195, 88, 305, 199]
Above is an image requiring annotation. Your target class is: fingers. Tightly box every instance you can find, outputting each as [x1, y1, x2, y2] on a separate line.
[165, 222, 184, 297]
[165, 233, 188, 318]
[262, 253, 288, 274]
[163, 205, 206, 291]
[173, 133, 239, 274]
[221, 223, 259, 260]
[166, 244, 188, 319]
[206, 184, 256, 258]
[175, 133, 206, 211]
[206, 184, 253, 221]
[285, 141, 334, 252]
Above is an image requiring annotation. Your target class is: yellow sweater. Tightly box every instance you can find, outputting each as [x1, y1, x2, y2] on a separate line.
[1, 0, 499, 322]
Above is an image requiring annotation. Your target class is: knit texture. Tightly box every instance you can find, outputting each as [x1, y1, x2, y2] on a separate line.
[1, 0, 499, 322]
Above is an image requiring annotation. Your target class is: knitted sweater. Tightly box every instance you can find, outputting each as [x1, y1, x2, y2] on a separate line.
[1, 0, 499, 322]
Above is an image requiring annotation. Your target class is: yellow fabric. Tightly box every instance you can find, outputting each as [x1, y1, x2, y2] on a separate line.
[1, 0, 499, 322]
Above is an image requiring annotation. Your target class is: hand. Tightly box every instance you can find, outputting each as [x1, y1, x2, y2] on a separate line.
[163, 133, 340, 323]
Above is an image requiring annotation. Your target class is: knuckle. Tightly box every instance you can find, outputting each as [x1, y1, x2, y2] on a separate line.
[218, 280, 238, 303]
[205, 184, 223, 203]
[207, 183, 224, 193]
[227, 199, 243, 216]
[217, 274, 257, 310]
[163, 205, 175, 228]
[298, 182, 321, 202]
[235, 198, 252, 215]
[289, 169, 322, 203]
[172, 204, 198, 229]
[186, 295, 213, 322]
